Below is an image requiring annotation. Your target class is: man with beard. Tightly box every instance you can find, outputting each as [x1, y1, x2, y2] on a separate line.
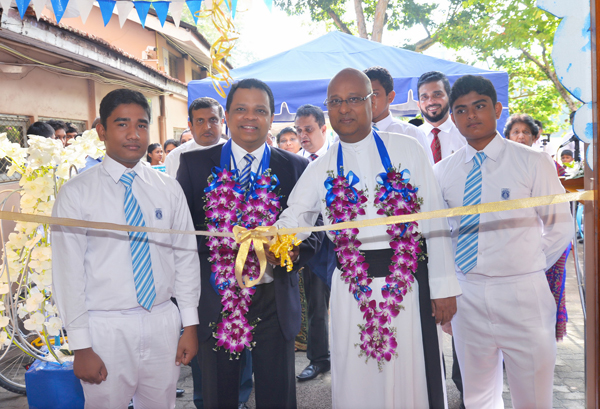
[364, 66, 434, 165]
[418, 70, 467, 407]
[417, 71, 466, 164]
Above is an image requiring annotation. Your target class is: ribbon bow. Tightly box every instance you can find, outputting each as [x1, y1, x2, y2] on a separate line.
[324, 171, 361, 207]
[376, 169, 416, 201]
[269, 234, 302, 272]
[232, 225, 277, 288]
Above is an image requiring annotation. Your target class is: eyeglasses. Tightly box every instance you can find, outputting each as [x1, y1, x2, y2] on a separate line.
[323, 93, 373, 108]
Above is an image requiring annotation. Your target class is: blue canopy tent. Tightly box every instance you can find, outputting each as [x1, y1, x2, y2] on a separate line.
[188, 31, 509, 131]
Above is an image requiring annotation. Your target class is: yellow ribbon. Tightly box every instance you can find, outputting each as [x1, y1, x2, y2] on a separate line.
[232, 225, 276, 289]
[5, 189, 592, 237]
[269, 235, 302, 272]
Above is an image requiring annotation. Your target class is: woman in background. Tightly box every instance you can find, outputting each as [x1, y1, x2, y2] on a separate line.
[147, 143, 164, 166]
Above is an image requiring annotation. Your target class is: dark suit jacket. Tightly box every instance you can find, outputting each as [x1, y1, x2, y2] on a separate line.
[177, 144, 319, 342]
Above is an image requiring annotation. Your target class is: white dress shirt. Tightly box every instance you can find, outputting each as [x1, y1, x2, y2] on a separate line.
[298, 139, 330, 159]
[421, 116, 467, 160]
[230, 140, 274, 284]
[433, 133, 573, 277]
[276, 130, 461, 299]
[373, 113, 435, 165]
[52, 155, 201, 350]
[165, 138, 225, 178]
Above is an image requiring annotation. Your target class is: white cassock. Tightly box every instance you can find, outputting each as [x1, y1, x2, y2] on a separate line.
[277, 130, 461, 408]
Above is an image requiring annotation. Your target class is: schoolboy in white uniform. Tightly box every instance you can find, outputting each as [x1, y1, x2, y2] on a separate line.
[434, 75, 572, 408]
[52, 89, 200, 409]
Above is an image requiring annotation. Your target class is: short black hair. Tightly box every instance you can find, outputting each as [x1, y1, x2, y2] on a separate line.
[504, 114, 539, 139]
[188, 97, 224, 122]
[27, 121, 55, 138]
[146, 142, 161, 162]
[295, 104, 325, 127]
[561, 149, 573, 157]
[225, 79, 275, 115]
[65, 122, 79, 134]
[533, 119, 543, 130]
[417, 71, 451, 96]
[179, 128, 192, 144]
[164, 139, 179, 151]
[449, 75, 497, 110]
[364, 66, 394, 95]
[46, 120, 67, 132]
[99, 89, 151, 128]
[276, 127, 297, 144]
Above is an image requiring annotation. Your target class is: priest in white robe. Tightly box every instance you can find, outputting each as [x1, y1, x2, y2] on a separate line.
[274, 68, 461, 409]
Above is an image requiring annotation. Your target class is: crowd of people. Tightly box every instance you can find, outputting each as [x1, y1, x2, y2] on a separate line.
[46, 66, 576, 409]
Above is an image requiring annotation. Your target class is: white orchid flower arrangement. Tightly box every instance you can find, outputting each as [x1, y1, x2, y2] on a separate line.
[0, 130, 104, 362]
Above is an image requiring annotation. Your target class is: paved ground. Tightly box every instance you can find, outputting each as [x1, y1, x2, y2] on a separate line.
[0, 245, 586, 408]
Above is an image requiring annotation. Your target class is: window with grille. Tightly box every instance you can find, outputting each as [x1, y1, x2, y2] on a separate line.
[0, 115, 29, 182]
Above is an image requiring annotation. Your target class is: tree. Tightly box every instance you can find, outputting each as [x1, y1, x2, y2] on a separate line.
[274, 0, 456, 47]
[434, 0, 580, 132]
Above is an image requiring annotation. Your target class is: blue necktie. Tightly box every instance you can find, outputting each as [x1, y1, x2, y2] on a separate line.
[455, 152, 487, 274]
[372, 124, 379, 131]
[120, 171, 156, 310]
[238, 153, 255, 191]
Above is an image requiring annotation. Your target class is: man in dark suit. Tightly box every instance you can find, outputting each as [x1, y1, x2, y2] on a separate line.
[177, 78, 318, 409]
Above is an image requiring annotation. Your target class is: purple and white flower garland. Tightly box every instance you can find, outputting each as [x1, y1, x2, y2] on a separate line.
[326, 166, 422, 369]
[204, 168, 281, 357]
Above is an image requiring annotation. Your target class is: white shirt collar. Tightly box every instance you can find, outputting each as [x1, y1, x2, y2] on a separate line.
[464, 132, 503, 164]
[339, 130, 374, 152]
[102, 154, 150, 185]
[299, 139, 330, 158]
[373, 112, 393, 130]
[421, 115, 453, 135]
[230, 139, 267, 168]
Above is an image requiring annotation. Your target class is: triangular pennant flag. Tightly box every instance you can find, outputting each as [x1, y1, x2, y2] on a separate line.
[153, 1, 169, 26]
[133, 1, 151, 28]
[50, 0, 68, 22]
[75, 0, 93, 23]
[263, 0, 271, 11]
[97, 0, 116, 26]
[15, 0, 31, 19]
[186, 0, 202, 24]
[115, 0, 133, 28]
[0, 0, 11, 13]
[31, 0, 45, 19]
[169, 1, 184, 28]
[229, 0, 237, 19]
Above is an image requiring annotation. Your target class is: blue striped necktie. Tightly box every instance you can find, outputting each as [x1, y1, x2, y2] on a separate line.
[455, 152, 487, 274]
[238, 153, 255, 191]
[120, 171, 156, 310]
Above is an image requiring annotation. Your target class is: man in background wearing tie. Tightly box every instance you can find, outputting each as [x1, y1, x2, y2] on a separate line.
[294, 105, 335, 382]
[417, 70, 467, 406]
[434, 75, 572, 408]
[417, 71, 466, 164]
[52, 89, 200, 408]
[364, 66, 434, 164]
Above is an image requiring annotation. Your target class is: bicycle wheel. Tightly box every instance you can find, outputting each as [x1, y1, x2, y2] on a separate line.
[0, 344, 33, 394]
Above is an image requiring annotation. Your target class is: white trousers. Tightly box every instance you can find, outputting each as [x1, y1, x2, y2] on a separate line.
[453, 271, 556, 409]
[330, 268, 433, 409]
[82, 301, 182, 409]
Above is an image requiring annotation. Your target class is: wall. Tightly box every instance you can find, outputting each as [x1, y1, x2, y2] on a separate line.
[61, 7, 156, 66]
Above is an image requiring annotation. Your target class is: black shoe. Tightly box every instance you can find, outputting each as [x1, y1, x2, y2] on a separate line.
[176, 388, 185, 398]
[238, 402, 249, 409]
[296, 362, 331, 381]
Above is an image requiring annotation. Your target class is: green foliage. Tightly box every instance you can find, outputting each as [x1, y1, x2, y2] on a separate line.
[434, 0, 579, 132]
